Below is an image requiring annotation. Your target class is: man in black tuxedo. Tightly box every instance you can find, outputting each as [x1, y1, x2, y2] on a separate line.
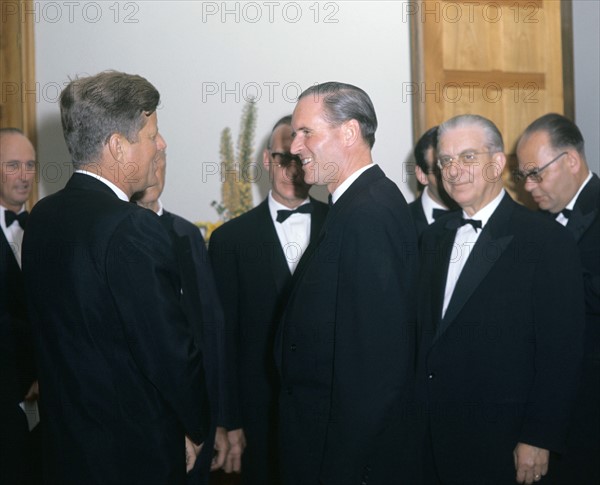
[0, 128, 40, 484]
[517, 113, 599, 484]
[209, 115, 328, 485]
[276, 82, 418, 485]
[22, 71, 209, 484]
[416, 114, 585, 485]
[133, 151, 231, 484]
[409, 126, 457, 236]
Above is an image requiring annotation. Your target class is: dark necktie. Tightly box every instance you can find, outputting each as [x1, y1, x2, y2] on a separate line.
[446, 217, 482, 232]
[5, 210, 28, 229]
[432, 208, 449, 220]
[276, 203, 313, 223]
[560, 208, 572, 219]
[328, 194, 334, 207]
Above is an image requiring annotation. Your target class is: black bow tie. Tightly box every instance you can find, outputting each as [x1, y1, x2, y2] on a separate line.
[432, 208, 449, 220]
[560, 208, 572, 219]
[276, 203, 313, 223]
[446, 217, 482, 232]
[5, 210, 28, 229]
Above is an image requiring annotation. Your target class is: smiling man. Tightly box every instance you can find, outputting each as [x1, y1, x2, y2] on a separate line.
[275, 82, 418, 485]
[517, 113, 600, 485]
[22, 71, 209, 484]
[415, 114, 585, 485]
[209, 115, 328, 485]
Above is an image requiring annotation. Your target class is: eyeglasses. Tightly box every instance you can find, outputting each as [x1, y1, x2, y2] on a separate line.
[271, 152, 301, 168]
[514, 151, 567, 183]
[437, 151, 495, 168]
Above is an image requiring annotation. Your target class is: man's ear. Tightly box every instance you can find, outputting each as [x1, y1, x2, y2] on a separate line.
[415, 165, 429, 186]
[491, 152, 507, 177]
[341, 119, 360, 147]
[565, 149, 582, 174]
[263, 148, 271, 170]
[108, 133, 125, 162]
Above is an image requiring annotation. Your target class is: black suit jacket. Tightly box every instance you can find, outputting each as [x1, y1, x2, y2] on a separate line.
[22, 173, 209, 484]
[415, 193, 585, 484]
[209, 196, 328, 484]
[0, 242, 31, 483]
[1, 224, 35, 398]
[566, 173, 600, 355]
[275, 166, 419, 485]
[408, 196, 429, 237]
[160, 211, 226, 484]
[547, 173, 600, 484]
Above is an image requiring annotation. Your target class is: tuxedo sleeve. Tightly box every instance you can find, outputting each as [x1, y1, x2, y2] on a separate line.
[519, 228, 585, 452]
[208, 229, 243, 430]
[106, 210, 209, 444]
[321, 197, 419, 482]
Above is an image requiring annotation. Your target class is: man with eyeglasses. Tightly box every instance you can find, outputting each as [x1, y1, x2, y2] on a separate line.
[414, 114, 585, 485]
[209, 115, 328, 485]
[409, 125, 458, 236]
[517, 113, 599, 485]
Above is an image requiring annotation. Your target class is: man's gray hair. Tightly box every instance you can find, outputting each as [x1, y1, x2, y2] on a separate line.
[59, 70, 160, 168]
[298, 82, 377, 148]
[438, 114, 504, 153]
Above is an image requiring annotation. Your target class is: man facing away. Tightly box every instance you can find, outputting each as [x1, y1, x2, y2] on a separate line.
[209, 115, 328, 485]
[133, 150, 234, 484]
[516, 113, 599, 484]
[22, 71, 209, 484]
[276, 82, 419, 485]
[415, 114, 585, 485]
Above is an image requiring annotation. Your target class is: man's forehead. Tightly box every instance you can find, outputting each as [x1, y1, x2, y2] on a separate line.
[439, 125, 485, 149]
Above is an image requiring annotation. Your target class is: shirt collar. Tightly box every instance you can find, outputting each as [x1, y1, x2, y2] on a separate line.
[267, 191, 310, 223]
[75, 169, 129, 202]
[421, 186, 448, 224]
[0, 204, 26, 231]
[331, 163, 375, 205]
[463, 189, 505, 229]
[564, 171, 592, 211]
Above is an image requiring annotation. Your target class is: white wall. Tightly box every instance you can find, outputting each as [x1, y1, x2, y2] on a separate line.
[34, 0, 416, 223]
[573, 0, 600, 174]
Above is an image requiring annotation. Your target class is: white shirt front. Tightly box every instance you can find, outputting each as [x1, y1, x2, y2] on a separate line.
[268, 192, 311, 274]
[0, 204, 26, 267]
[442, 189, 505, 317]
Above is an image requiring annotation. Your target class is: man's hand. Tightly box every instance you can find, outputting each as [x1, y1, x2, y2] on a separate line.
[185, 436, 203, 473]
[223, 428, 246, 473]
[211, 427, 230, 471]
[514, 442, 549, 484]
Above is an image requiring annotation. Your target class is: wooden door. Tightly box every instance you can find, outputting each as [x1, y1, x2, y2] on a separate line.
[1, 0, 37, 205]
[411, 0, 574, 205]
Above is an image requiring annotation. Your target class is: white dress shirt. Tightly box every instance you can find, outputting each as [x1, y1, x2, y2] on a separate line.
[442, 189, 505, 317]
[268, 191, 311, 274]
[0, 204, 26, 267]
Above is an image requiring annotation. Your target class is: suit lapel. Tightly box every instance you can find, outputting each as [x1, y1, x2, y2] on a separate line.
[434, 194, 515, 342]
